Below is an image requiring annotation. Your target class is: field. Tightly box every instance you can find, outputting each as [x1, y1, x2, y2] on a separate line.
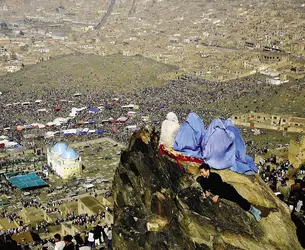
[0, 53, 178, 93]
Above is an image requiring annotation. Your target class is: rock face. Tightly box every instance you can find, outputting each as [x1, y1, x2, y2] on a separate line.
[112, 129, 303, 250]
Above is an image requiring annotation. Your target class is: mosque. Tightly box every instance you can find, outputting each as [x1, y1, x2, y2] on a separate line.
[47, 142, 82, 179]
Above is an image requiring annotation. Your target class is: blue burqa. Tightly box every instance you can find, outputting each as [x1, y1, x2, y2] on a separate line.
[224, 120, 258, 175]
[203, 119, 236, 171]
[174, 113, 205, 158]
[203, 119, 258, 175]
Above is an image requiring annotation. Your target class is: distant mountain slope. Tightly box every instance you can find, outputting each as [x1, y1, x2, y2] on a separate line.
[0, 54, 177, 93]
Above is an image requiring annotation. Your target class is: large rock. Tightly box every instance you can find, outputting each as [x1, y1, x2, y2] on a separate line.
[112, 128, 303, 250]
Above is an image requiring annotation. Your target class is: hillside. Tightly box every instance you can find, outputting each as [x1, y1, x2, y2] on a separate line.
[0, 54, 177, 93]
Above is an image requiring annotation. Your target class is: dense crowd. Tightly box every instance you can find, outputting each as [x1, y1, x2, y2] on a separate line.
[0, 193, 113, 249]
[258, 157, 305, 212]
[0, 76, 279, 155]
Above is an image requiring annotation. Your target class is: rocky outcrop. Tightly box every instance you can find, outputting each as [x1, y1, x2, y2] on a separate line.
[112, 128, 303, 250]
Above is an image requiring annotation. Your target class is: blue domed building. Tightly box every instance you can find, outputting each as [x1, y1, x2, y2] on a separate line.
[47, 142, 82, 179]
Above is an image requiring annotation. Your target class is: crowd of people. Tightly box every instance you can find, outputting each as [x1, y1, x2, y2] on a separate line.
[1, 76, 305, 248]
[0, 76, 277, 155]
[0, 203, 113, 249]
[258, 157, 305, 213]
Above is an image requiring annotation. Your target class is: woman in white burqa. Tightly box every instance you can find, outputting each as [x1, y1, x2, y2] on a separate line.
[159, 112, 180, 148]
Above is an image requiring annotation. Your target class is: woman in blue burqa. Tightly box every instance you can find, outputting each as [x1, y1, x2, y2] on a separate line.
[174, 112, 205, 158]
[204, 119, 258, 175]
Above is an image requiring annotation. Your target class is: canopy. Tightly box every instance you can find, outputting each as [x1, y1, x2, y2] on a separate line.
[116, 116, 128, 123]
[96, 129, 104, 135]
[9, 172, 47, 189]
[126, 125, 137, 131]
[89, 108, 99, 113]
[122, 104, 134, 109]
[31, 123, 45, 129]
[127, 111, 136, 117]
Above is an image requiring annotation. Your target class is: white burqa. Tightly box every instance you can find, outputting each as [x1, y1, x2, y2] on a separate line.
[159, 112, 180, 148]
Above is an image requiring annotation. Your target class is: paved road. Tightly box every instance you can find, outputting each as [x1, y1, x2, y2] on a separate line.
[95, 0, 116, 29]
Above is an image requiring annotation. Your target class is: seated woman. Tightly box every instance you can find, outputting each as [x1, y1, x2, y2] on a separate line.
[224, 120, 258, 175]
[203, 119, 236, 170]
[174, 112, 205, 158]
[204, 119, 257, 175]
[159, 112, 180, 148]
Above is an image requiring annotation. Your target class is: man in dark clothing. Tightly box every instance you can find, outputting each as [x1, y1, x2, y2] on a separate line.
[0, 235, 21, 250]
[63, 235, 75, 250]
[1, 235, 20, 250]
[196, 163, 261, 221]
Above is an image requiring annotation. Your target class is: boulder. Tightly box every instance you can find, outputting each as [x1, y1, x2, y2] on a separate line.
[112, 128, 302, 250]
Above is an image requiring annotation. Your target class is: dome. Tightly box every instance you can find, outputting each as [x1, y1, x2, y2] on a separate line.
[60, 147, 79, 160]
[52, 142, 68, 154]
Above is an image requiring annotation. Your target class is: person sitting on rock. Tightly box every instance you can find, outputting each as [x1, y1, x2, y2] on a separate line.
[196, 163, 262, 221]
[159, 112, 180, 148]
[174, 112, 205, 158]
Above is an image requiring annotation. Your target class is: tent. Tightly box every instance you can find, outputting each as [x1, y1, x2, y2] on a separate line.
[35, 99, 42, 103]
[126, 125, 137, 131]
[54, 107, 61, 112]
[24, 125, 33, 129]
[74, 93, 82, 97]
[31, 123, 45, 129]
[88, 119, 96, 124]
[46, 122, 56, 126]
[37, 108, 47, 112]
[122, 104, 134, 109]
[63, 129, 77, 136]
[4, 141, 18, 148]
[89, 108, 99, 113]
[81, 128, 89, 135]
[127, 111, 136, 117]
[84, 183, 94, 189]
[116, 116, 128, 123]
[88, 129, 96, 134]
[96, 129, 104, 135]
[22, 102, 30, 106]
